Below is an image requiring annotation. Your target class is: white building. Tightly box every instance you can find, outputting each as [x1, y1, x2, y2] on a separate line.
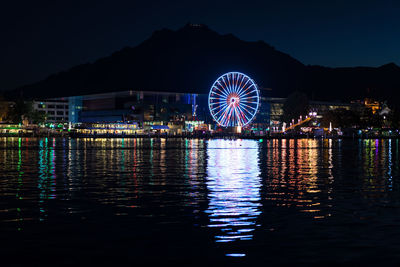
[34, 99, 69, 123]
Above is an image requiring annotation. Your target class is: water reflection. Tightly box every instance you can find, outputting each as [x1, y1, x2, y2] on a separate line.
[262, 139, 333, 219]
[38, 138, 57, 220]
[205, 139, 261, 244]
[2, 137, 400, 263]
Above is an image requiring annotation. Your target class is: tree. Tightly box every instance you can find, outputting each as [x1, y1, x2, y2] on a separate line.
[8, 100, 46, 124]
[358, 108, 383, 128]
[30, 110, 47, 124]
[282, 91, 309, 123]
[8, 99, 32, 123]
[0, 95, 10, 122]
[388, 108, 400, 129]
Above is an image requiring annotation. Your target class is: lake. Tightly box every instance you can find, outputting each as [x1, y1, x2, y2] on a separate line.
[1, 137, 400, 265]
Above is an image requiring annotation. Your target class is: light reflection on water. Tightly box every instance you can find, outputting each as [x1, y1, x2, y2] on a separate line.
[206, 139, 261, 244]
[274, 139, 332, 215]
[1, 137, 400, 264]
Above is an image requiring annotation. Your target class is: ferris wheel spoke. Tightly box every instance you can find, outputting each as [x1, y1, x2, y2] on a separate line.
[214, 90, 228, 99]
[210, 102, 227, 107]
[221, 76, 231, 94]
[239, 114, 247, 126]
[212, 103, 229, 115]
[241, 86, 256, 95]
[221, 105, 232, 126]
[233, 106, 244, 126]
[227, 74, 233, 94]
[240, 102, 258, 111]
[238, 112, 247, 126]
[213, 85, 229, 98]
[225, 75, 234, 95]
[236, 105, 251, 123]
[238, 84, 256, 98]
[224, 107, 233, 126]
[236, 74, 244, 92]
[215, 81, 228, 96]
[209, 99, 227, 103]
[238, 103, 256, 120]
[211, 98, 227, 103]
[211, 104, 228, 112]
[225, 106, 235, 127]
[228, 105, 236, 126]
[216, 111, 227, 126]
[234, 106, 241, 126]
[236, 78, 251, 96]
[232, 73, 237, 93]
[209, 96, 225, 100]
[210, 106, 222, 112]
[222, 77, 232, 94]
[235, 74, 246, 94]
[210, 91, 227, 99]
[212, 102, 227, 112]
[231, 104, 245, 126]
[211, 106, 225, 114]
[233, 73, 240, 93]
[216, 104, 231, 125]
[240, 88, 257, 98]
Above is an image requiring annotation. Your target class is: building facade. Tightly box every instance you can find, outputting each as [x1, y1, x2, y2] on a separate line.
[66, 90, 201, 124]
[32, 89, 361, 133]
[34, 99, 69, 123]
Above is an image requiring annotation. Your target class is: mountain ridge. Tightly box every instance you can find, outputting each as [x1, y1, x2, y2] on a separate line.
[11, 24, 400, 105]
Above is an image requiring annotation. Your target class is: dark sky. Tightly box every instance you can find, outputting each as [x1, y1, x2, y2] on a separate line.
[1, 0, 399, 91]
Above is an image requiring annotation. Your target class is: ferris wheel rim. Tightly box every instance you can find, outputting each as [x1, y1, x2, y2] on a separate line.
[208, 72, 260, 127]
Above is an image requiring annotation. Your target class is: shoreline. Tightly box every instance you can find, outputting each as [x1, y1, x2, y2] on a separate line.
[0, 133, 398, 139]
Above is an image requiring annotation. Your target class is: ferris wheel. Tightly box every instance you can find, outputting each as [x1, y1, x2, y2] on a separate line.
[208, 72, 260, 127]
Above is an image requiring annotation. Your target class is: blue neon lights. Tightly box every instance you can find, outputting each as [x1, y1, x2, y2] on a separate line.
[208, 72, 260, 127]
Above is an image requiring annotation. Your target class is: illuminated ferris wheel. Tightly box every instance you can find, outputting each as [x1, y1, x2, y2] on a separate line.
[208, 72, 260, 127]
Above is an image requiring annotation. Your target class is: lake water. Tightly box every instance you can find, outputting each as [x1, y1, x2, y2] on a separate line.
[1, 137, 400, 265]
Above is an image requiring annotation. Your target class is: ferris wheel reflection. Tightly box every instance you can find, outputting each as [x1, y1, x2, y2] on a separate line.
[205, 139, 262, 243]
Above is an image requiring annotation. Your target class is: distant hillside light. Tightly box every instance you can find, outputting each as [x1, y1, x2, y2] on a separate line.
[208, 72, 260, 127]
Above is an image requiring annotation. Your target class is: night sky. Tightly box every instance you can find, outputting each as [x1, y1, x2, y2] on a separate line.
[1, 0, 399, 91]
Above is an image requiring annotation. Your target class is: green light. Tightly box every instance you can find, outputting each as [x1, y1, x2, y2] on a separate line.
[259, 139, 263, 142]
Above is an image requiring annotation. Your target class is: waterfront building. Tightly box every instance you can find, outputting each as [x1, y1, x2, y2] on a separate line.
[34, 90, 205, 134]
[310, 100, 352, 114]
[30, 88, 358, 134]
[251, 97, 353, 130]
[0, 124, 24, 135]
[33, 99, 69, 123]
[72, 122, 139, 136]
[64, 90, 201, 124]
[351, 98, 382, 114]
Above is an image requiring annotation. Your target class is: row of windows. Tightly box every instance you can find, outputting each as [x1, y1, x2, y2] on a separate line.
[47, 117, 68, 121]
[37, 104, 68, 109]
[131, 94, 193, 104]
[47, 111, 65, 115]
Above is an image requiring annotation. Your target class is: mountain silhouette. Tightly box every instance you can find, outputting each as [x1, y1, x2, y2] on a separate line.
[11, 24, 400, 106]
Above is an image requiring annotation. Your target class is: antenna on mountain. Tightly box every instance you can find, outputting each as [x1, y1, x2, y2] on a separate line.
[185, 22, 207, 29]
